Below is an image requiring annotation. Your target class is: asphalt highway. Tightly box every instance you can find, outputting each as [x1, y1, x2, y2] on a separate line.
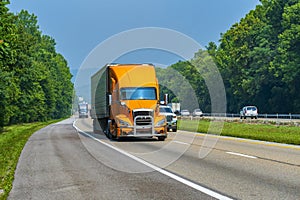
[9, 117, 300, 200]
[8, 118, 218, 200]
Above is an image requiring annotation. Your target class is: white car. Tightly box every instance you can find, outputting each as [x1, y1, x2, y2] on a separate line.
[181, 110, 190, 116]
[192, 109, 203, 117]
[159, 105, 177, 132]
[240, 106, 258, 119]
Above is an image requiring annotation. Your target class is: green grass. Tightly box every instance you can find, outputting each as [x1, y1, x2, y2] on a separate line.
[178, 119, 300, 145]
[0, 119, 63, 200]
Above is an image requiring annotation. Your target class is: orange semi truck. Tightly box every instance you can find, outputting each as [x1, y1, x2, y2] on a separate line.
[91, 63, 167, 141]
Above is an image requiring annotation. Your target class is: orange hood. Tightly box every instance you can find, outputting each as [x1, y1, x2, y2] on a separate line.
[123, 100, 158, 111]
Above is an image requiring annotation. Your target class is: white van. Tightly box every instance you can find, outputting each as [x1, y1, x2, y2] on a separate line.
[240, 106, 258, 119]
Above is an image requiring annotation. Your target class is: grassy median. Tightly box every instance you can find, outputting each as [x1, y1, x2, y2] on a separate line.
[178, 119, 300, 145]
[0, 119, 62, 200]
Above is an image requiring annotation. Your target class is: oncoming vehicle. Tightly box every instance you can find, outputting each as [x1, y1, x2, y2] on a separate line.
[240, 106, 258, 119]
[192, 108, 203, 117]
[91, 63, 167, 141]
[159, 105, 177, 132]
[181, 110, 190, 116]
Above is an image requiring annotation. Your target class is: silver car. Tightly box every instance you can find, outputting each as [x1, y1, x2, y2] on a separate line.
[192, 109, 203, 117]
[181, 110, 190, 116]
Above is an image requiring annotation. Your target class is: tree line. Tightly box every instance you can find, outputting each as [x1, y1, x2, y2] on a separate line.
[0, 1, 74, 131]
[158, 0, 300, 114]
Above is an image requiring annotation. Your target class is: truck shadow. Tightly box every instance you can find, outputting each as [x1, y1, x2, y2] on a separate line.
[115, 137, 159, 142]
[78, 129, 161, 143]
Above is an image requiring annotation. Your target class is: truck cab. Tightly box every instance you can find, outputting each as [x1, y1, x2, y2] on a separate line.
[78, 102, 89, 118]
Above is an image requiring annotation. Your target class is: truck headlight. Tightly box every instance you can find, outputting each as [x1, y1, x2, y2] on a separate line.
[119, 119, 130, 126]
[156, 119, 166, 126]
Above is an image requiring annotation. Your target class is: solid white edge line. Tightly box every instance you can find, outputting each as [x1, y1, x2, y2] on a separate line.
[73, 120, 233, 200]
[226, 151, 257, 159]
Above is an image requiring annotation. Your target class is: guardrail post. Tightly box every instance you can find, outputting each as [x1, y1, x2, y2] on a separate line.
[264, 114, 267, 124]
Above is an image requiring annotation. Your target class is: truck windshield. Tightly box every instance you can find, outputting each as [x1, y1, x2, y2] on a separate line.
[120, 87, 157, 100]
[79, 106, 86, 110]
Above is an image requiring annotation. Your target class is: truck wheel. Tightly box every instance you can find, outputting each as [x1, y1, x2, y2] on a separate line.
[158, 136, 166, 141]
[172, 128, 177, 132]
[108, 123, 117, 140]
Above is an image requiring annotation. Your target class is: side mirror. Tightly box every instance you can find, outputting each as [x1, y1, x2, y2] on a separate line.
[108, 94, 112, 106]
[164, 94, 169, 105]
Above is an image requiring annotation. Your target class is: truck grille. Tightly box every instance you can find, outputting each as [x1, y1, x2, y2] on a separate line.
[135, 116, 152, 125]
[133, 110, 153, 126]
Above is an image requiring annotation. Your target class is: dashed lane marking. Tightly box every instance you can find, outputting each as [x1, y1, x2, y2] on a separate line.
[226, 151, 257, 159]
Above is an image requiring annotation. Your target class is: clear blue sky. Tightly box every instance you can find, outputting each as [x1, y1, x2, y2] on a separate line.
[8, 0, 260, 78]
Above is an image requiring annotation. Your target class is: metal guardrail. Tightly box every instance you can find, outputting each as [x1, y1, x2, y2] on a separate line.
[178, 113, 300, 126]
[202, 113, 300, 119]
[258, 114, 300, 119]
